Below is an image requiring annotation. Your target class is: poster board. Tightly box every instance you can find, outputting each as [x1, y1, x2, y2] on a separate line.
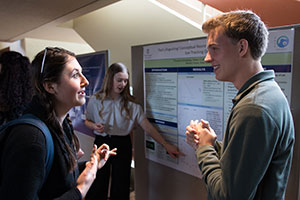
[143, 29, 294, 178]
[132, 25, 300, 200]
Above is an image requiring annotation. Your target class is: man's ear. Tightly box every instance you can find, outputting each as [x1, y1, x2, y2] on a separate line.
[43, 81, 57, 94]
[239, 39, 249, 57]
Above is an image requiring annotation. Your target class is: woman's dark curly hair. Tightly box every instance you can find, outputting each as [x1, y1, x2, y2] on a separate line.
[0, 51, 33, 123]
[31, 47, 80, 172]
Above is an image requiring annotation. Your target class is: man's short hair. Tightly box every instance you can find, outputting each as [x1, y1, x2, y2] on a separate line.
[202, 10, 269, 60]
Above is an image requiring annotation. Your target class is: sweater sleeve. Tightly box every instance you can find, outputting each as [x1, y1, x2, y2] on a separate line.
[196, 105, 279, 200]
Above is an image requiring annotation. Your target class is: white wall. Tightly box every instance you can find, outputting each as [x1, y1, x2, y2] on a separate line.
[0, 40, 26, 55]
[0, 37, 94, 62]
[24, 38, 95, 61]
[73, 0, 206, 74]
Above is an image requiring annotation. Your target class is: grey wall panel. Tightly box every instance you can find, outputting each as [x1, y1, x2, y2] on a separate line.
[285, 25, 300, 200]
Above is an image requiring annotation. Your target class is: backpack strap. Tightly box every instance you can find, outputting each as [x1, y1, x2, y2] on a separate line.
[1, 114, 54, 182]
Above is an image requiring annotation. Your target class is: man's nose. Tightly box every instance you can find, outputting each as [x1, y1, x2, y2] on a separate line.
[204, 52, 212, 63]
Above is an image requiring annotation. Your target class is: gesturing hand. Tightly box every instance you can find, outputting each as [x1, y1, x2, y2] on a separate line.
[95, 144, 117, 169]
[76, 143, 117, 198]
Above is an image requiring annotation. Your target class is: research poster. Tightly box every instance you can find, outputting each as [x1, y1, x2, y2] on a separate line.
[143, 28, 294, 178]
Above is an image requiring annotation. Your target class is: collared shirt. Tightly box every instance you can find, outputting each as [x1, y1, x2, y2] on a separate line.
[85, 94, 146, 136]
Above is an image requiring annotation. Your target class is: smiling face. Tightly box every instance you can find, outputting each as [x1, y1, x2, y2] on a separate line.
[110, 71, 128, 98]
[204, 27, 241, 83]
[51, 56, 89, 114]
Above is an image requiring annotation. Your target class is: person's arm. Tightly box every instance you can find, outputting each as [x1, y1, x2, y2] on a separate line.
[76, 149, 98, 197]
[214, 140, 223, 157]
[195, 106, 280, 199]
[84, 96, 105, 134]
[84, 119, 104, 133]
[76, 143, 117, 197]
[140, 118, 184, 158]
[186, 119, 222, 156]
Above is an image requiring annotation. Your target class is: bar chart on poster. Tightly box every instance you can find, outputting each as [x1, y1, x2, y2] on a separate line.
[143, 28, 294, 178]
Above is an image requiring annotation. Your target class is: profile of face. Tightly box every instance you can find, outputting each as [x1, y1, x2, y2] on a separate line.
[204, 27, 241, 82]
[48, 56, 89, 111]
[111, 71, 128, 97]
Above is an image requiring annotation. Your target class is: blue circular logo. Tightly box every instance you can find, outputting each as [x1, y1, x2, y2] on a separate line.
[276, 36, 289, 48]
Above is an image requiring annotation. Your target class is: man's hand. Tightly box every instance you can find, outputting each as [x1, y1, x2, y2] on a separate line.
[185, 119, 217, 150]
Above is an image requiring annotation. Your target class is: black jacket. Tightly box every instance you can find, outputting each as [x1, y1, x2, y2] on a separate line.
[0, 96, 82, 200]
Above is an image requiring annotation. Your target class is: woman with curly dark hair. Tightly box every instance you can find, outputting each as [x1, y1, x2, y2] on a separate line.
[0, 51, 34, 124]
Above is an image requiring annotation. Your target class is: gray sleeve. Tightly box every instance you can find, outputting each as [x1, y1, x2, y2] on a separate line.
[135, 104, 146, 124]
[196, 105, 279, 199]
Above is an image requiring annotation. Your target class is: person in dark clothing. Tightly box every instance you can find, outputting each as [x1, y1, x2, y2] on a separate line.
[0, 47, 116, 199]
[0, 51, 34, 125]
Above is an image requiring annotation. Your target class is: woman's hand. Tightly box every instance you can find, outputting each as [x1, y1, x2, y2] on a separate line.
[94, 123, 105, 133]
[76, 144, 116, 197]
[139, 118, 184, 159]
[90, 122, 105, 133]
[95, 144, 117, 169]
[163, 142, 185, 159]
[85, 120, 105, 133]
[76, 150, 99, 197]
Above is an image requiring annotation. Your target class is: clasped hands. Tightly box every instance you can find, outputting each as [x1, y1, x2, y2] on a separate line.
[185, 119, 217, 150]
[93, 122, 105, 133]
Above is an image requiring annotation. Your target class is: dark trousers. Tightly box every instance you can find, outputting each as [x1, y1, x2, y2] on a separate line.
[85, 134, 132, 200]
